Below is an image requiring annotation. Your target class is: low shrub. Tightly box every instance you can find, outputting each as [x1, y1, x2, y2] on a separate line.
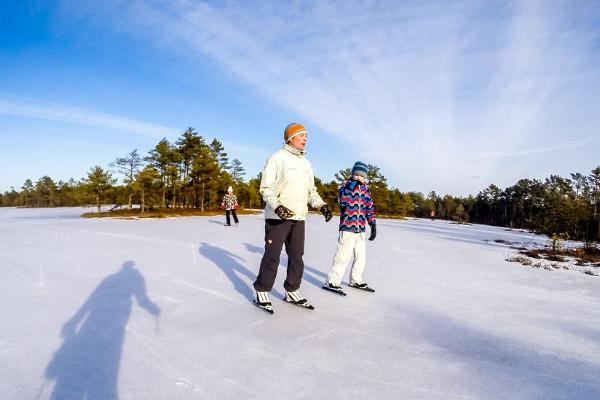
[506, 256, 532, 266]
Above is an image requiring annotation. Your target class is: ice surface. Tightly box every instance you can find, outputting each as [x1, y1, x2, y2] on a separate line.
[1, 207, 599, 399]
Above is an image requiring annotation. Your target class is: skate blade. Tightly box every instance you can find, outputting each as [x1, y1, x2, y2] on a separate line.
[283, 298, 315, 310]
[321, 285, 347, 296]
[253, 300, 274, 314]
[349, 285, 375, 292]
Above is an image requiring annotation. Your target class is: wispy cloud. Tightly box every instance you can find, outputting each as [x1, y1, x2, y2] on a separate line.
[470, 135, 599, 160]
[0, 95, 178, 138]
[80, 0, 600, 194]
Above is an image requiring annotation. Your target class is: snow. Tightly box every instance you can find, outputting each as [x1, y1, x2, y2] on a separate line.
[1, 207, 600, 400]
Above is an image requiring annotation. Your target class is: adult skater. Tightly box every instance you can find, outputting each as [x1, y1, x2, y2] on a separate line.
[253, 122, 333, 313]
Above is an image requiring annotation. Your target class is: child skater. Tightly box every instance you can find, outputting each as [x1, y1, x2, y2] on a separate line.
[221, 186, 239, 226]
[323, 161, 376, 294]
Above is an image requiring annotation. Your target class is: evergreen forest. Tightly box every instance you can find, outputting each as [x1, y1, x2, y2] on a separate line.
[2, 128, 599, 242]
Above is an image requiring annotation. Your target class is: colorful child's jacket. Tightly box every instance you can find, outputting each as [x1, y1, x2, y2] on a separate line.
[338, 179, 376, 233]
[221, 194, 238, 210]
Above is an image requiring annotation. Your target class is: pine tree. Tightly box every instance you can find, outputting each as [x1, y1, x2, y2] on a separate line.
[230, 158, 245, 183]
[246, 174, 263, 209]
[57, 179, 79, 207]
[365, 164, 390, 213]
[589, 166, 600, 237]
[209, 139, 230, 172]
[134, 166, 160, 214]
[542, 175, 575, 236]
[84, 166, 116, 213]
[334, 168, 352, 184]
[568, 173, 589, 239]
[455, 203, 465, 223]
[189, 145, 219, 211]
[110, 149, 143, 209]
[176, 128, 206, 207]
[176, 128, 205, 182]
[34, 176, 58, 207]
[2, 188, 19, 206]
[21, 179, 34, 207]
[147, 139, 179, 207]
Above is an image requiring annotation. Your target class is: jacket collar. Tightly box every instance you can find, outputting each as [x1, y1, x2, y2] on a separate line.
[283, 143, 306, 157]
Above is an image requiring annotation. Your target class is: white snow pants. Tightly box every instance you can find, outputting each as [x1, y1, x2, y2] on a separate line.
[326, 230, 367, 286]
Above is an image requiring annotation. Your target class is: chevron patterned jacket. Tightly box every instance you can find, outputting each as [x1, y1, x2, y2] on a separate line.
[337, 179, 376, 233]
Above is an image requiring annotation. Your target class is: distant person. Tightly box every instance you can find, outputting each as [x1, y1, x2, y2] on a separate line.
[430, 210, 436, 221]
[221, 186, 239, 226]
[253, 122, 333, 313]
[323, 161, 377, 295]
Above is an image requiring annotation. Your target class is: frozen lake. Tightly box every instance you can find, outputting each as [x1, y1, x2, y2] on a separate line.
[1, 207, 599, 399]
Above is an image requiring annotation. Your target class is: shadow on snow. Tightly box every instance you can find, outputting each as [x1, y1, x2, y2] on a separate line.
[406, 309, 600, 399]
[44, 261, 161, 400]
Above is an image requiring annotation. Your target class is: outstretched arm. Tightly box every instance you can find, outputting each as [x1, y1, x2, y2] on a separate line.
[133, 274, 161, 317]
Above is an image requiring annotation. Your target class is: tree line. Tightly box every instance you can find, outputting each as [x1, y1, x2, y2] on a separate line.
[1, 128, 250, 213]
[1, 127, 599, 241]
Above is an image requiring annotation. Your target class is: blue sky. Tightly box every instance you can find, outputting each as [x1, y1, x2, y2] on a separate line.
[1, 0, 599, 196]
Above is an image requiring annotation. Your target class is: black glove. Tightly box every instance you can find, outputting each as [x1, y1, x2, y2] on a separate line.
[368, 223, 376, 241]
[274, 205, 295, 220]
[320, 204, 333, 222]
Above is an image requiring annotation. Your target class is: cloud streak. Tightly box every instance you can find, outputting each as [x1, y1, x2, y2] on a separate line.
[470, 135, 599, 160]
[0, 95, 178, 139]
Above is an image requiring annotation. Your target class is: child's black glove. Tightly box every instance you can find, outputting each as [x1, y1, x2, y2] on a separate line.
[320, 204, 333, 222]
[368, 222, 376, 241]
[348, 180, 359, 191]
[275, 205, 295, 220]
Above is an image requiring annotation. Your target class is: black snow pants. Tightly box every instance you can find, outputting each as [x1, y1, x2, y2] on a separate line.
[253, 219, 305, 292]
[225, 209, 239, 225]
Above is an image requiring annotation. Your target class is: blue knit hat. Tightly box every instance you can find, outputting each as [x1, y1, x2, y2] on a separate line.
[352, 161, 368, 178]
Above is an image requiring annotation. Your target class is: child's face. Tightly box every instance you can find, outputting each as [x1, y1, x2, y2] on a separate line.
[352, 174, 365, 183]
[289, 133, 307, 150]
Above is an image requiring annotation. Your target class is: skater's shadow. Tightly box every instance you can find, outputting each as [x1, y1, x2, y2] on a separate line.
[208, 219, 225, 225]
[243, 243, 263, 254]
[243, 243, 326, 289]
[44, 261, 160, 400]
[199, 243, 284, 300]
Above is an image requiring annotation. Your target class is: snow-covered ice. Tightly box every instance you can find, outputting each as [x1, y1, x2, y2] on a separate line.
[1, 207, 599, 400]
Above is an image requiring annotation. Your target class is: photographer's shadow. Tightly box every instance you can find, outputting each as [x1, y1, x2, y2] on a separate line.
[45, 261, 160, 400]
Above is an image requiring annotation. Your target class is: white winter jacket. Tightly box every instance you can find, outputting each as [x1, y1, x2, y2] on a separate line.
[260, 144, 325, 221]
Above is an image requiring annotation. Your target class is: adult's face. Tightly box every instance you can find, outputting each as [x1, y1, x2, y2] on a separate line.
[289, 133, 307, 150]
